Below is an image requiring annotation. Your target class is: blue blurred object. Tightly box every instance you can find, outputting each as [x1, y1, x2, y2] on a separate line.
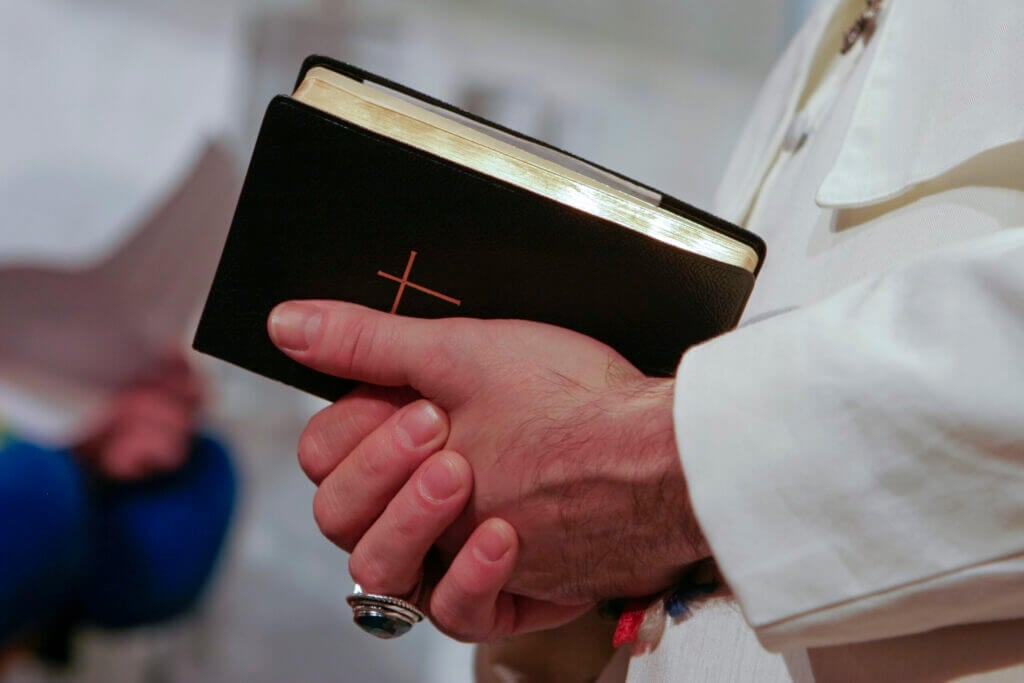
[0, 439, 91, 642]
[0, 435, 237, 646]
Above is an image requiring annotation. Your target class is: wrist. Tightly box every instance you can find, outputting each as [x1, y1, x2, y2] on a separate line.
[639, 378, 710, 556]
[604, 378, 710, 596]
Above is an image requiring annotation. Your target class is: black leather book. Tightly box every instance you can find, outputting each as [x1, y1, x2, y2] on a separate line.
[193, 57, 765, 401]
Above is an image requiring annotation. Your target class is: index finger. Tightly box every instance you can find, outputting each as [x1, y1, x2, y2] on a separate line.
[298, 384, 417, 484]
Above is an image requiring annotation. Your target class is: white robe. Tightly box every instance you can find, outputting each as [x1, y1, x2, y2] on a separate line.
[627, 0, 1024, 680]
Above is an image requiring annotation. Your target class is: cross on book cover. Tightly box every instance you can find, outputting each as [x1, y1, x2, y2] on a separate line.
[378, 251, 462, 314]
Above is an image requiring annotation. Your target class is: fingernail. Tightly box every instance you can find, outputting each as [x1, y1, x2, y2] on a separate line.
[419, 453, 462, 502]
[396, 402, 443, 448]
[270, 304, 321, 351]
[473, 521, 513, 563]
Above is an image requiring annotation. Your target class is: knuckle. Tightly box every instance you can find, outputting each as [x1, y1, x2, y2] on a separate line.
[387, 494, 433, 542]
[429, 596, 475, 642]
[312, 489, 357, 551]
[418, 336, 459, 386]
[300, 399, 393, 483]
[356, 443, 393, 480]
[428, 599, 459, 634]
[348, 551, 390, 592]
[335, 316, 376, 375]
[296, 425, 328, 481]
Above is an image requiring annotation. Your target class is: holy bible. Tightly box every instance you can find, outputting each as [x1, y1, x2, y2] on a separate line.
[193, 57, 765, 400]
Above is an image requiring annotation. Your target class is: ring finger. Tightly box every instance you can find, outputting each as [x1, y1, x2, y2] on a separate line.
[348, 450, 472, 597]
[313, 398, 449, 551]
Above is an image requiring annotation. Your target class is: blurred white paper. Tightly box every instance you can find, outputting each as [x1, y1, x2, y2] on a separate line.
[0, 0, 237, 267]
[0, 143, 240, 443]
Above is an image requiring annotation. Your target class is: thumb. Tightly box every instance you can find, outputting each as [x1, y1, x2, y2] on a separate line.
[268, 300, 460, 391]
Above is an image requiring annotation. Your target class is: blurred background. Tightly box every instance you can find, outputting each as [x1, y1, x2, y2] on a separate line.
[1, 0, 818, 681]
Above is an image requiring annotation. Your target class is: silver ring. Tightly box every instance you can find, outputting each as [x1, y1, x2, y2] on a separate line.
[346, 584, 425, 639]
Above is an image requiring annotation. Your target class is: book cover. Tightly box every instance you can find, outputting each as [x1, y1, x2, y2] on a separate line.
[193, 60, 764, 400]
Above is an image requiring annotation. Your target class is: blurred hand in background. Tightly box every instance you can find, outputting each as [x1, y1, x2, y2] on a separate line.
[76, 349, 205, 480]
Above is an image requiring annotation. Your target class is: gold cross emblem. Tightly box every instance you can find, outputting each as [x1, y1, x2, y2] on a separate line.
[377, 251, 461, 314]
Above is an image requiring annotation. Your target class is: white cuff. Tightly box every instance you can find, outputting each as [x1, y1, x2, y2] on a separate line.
[672, 265, 1024, 651]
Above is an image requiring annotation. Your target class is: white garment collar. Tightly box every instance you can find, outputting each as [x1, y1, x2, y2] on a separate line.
[816, 0, 1024, 208]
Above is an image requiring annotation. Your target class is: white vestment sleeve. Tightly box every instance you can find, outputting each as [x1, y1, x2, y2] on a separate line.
[673, 228, 1024, 651]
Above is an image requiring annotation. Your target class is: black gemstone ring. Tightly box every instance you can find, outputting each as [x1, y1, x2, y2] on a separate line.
[347, 584, 424, 639]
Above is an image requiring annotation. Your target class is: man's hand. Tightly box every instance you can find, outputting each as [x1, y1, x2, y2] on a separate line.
[269, 301, 709, 641]
[77, 350, 203, 480]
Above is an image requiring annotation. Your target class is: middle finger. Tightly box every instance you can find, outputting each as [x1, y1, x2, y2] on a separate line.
[348, 450, 472, 597]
